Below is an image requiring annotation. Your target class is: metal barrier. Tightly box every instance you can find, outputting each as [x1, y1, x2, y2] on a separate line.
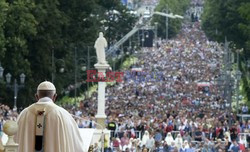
[110, 130, 181, 141]
[239, 133, 250, 148]
[110, 130, 142, 140]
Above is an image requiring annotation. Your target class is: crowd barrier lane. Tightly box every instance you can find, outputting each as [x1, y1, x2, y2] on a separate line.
[110, 130, 142, 140]
[239, 133, 250, 148]
[190, 140, 226, 144]
[239, 133, 250, 136]
[109, 130, 181, 140]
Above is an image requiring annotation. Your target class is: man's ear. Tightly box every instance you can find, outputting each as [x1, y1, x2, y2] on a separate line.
[52, 94, 57, 102]
[35, 93, 39, 101]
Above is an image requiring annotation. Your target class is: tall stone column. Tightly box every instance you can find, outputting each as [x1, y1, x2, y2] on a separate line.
[92, 63, 111, 150]
[94, 63, 110, 129]
[92, 32, 110, 149]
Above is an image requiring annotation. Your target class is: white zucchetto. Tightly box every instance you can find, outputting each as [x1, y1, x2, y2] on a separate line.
[37, 81, 56, 91]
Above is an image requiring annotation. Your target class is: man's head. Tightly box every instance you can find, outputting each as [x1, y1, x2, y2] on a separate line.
[35, 81, 57, 101]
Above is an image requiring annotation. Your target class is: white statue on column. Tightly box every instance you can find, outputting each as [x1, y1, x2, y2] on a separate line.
[94, 32, 107, 65]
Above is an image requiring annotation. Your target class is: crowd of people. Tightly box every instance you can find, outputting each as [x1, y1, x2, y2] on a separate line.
[0, 104, 18, 136]
[1, 22, 249, 152]
[68, 21, 249, 152]
[1, 1, 250, 151]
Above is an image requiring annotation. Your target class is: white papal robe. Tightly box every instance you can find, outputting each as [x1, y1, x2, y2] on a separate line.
[16, 97, 84, 152]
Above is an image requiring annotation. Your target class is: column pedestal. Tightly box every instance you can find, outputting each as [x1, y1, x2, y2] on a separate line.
[92, 63, 110, 150]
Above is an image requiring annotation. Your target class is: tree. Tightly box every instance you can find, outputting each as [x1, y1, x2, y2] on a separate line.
[25, 0, 69, 105]
[238, 2, 250, 106]
[0, 0, 8, 60]
[202, 0, 250, 105]
[1, 0, 37, 106]
[238, 2, 250, 51]
[0, 0, 137, 107]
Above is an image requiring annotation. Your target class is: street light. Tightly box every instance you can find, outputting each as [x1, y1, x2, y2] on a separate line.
[6, 73, 25, 110]
[0, 62, 4, 78]
[74, 46, 97, 102]
[216, 70, 234, 126]
[154, 22, 158, 40]
[74, 47, 87, 103]
[235, 48, 243, 114]
[235, 70, 242, 114]
[51, 48, 65, 83]
[138, 30, 149, 47]
[112, 58, 116, 71]
[0, 62, 26, 110]
[153, 9, 183, 40]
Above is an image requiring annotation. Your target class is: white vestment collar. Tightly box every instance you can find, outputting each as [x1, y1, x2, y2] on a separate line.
[37, 97, 53, 103]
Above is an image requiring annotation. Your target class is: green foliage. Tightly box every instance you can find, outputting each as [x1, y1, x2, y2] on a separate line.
[1, 0, 37, 106]
[0, 0, 8, 60]
[202, 0, 247, 46]
[0, 0, 137, 107]
[152, 0, 190, 39]
[202, 0, 250, 103]
[238, 2, 250, 51]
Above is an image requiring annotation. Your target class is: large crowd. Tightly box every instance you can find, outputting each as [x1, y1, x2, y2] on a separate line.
[0, 22, 249, 152]
[70, 21, 249, 152]
[1, 3, 250, 152]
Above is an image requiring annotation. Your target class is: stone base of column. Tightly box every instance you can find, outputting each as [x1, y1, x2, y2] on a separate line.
[92, 129, 110, 151]
[95, 115, 106, 129]
[94, 63, 110, 71]
[4, 145, 18, 152]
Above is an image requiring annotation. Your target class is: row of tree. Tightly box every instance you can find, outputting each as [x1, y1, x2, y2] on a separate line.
[0, 0, 137, 107]
[201, 0, 250, 105]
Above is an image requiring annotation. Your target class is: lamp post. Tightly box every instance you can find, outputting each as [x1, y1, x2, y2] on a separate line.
[235, 70, 242, 114]
[86, 46, 97, 98]
[74, 46, 97, 101]
[235, 48, 242, 114]
[112, 58, 116, 71]
[51, 48, 65, 84]
[159, 5, 170, 40]
[120, 46, 130, 66]
[165, 5, 168, 40]
[138, 29, 149, 47]
[154, 22, 158, 40]
[153, 8, 183, 40]
[216, 38, 234, 126]
[52, 58, 65, 84]
[222, 71, 234, 126]
[0, 63, 26, 110]
[215, 76, 224, 97]
[224, 40, 233, 126]
[0, 63, 3, 78]
[6, 73, 25, 110]
[74, 47, 88, 103]
[106, 9, 120, 48]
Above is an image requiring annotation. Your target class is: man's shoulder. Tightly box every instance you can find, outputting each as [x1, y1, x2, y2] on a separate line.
[54, 105, 71, 114]
[17, 104, 35, 122]
[18, 103, 36, 115]
[21, 102, 71, 117]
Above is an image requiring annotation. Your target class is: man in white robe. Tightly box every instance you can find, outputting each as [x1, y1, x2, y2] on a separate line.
[15, 81, 84, 152]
